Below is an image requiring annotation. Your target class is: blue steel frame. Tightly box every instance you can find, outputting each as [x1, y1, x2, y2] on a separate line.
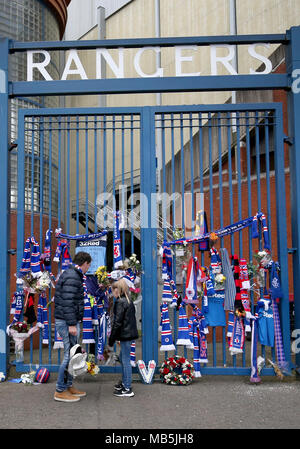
[0, 28, 299, 376]
[15, 102, 289, 377]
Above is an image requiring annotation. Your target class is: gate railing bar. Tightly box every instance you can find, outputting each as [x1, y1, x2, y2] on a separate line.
[9, 33, 288, 52]
[10, 74, 289, 98]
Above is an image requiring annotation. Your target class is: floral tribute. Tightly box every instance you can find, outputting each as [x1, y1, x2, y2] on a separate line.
[86, 354, 100, 376]
[159, 356, 194, 385]
[95, 265, 110, 289]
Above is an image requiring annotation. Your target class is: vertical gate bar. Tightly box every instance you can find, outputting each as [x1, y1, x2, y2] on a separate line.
[17, 112, 25, 276]
[218, 113, 224, 246]
[39, 116, 44, 365]
[76, 116, 79, 234]
[140, 107, 157, 364]
[198, 113, 204, 266]
[171, 113, 176, 227]
[94, 116, 98, 232]
[217, 113, 226, 366]
[245, 112, 254, 312]
[208, 112, 213, 230]
[66, 116, 71, 234]
[29, 117, 35, 362]
[39, 117, 44, 253]
[103, 116, 107, 227]
[57, 116, 62, 365]
[236, 112, 243, 257]
[130, 114, 134, 253]
[160, 114, 168, 360]
[255, 112, 262, 218]
[189, 113, 195, 239]
[227, 112, 234, 254]
[48, 117, 53, 363]
[112, 115, 116, 203]
[264, 114, 272, 250]
[85, 116, 89, 234]
[121, 115, 125, 260]
[30, 117, 35, 234]
[161, 113, 167, 241]
[170, 113, 178, 354]
[286, 27, 300, 370]
[273, 104, 291, 366]
[180, 114, 185, 233]
[57, 116, 62, 228]
[0, 37, 10, 375]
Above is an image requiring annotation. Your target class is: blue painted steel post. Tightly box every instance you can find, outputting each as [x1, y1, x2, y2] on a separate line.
[274, 103, 291, 367]
[140, 107, 158, 366]
[0, 38, 10, 377]
[286, 26, 300, 371]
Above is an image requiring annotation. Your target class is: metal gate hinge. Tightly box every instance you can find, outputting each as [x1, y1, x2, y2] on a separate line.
[8, 141, 17, 152]
[288, 248, 297, 254]
[284, 135, 294, 146]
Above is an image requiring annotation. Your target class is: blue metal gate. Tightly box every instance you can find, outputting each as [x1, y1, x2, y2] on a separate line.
[11, 102, 290, 376]
[1, 28, 300, 377]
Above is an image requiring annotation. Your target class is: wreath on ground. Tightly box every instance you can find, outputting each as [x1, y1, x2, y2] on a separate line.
[159, 356, 194, 385]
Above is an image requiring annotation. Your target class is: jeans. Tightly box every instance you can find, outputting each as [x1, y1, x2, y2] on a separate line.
[55, 319, 80, 392]
[119, 340, 132, 390]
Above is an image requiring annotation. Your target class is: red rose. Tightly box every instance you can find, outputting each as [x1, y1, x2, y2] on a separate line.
[163, 368, 170, 375]
[183, 369, 191, 376]
[178, 357, 186, 364]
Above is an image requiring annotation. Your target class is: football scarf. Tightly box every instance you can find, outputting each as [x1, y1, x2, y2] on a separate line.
[75, 265, 95, 344]
[176, 304, 191, 346]
[239, 258, 251, 332]
[53, 239, 72, 271]
[55, 228, 108, 241]
[184, 257, 198, 304]
[10, 292, 24, 325]
[251, 212, 271, 250]
[229, 315, 245, 355]
[97, 312, 106, 360]
[130, 341, 136, 367]
[113, 211, 123, 268]
[220, 248, 236, 311]
[19, 236, 42, 279]
[160, 302, 175, 352]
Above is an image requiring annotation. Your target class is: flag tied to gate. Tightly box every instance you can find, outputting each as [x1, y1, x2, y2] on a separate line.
[113, 211, 123, 269]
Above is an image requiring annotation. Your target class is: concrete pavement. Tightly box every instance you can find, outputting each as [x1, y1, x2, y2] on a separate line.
[0, 370, 299, 429]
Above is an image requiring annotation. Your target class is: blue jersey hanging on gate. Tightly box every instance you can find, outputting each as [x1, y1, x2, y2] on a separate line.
[256, 299, 274, 347]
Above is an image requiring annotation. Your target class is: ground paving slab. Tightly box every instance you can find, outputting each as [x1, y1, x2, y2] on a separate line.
[0, 370, 299, 430]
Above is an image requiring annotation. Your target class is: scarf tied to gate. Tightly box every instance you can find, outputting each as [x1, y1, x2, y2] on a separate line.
[18, 236, 42, 281]
[75, 265, 95, 344]
[163, 212, 271, 250]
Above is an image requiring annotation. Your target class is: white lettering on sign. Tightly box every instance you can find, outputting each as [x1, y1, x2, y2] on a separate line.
[26, 44, 273, 81]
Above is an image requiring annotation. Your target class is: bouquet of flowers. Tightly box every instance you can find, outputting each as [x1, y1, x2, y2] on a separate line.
[86, 354, 100, 376]
[214, 273, 226, 290]
[95, 266, 111, 289]
[21, 271, 52, 294]
[8, 321, 39, 362]
[128, 253, 141, 274]
[20, 370, 37, 385]
[253, 250, 272, 267]
[11, 321, 30, 333]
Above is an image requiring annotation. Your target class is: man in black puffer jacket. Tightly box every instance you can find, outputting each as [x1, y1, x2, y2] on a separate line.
[54, 251, 91, 403]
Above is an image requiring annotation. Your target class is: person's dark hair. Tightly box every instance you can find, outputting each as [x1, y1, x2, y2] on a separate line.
[73, 251, 92, 266]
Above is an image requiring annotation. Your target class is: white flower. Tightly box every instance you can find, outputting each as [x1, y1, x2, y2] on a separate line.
[258, 251, 267, 257]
